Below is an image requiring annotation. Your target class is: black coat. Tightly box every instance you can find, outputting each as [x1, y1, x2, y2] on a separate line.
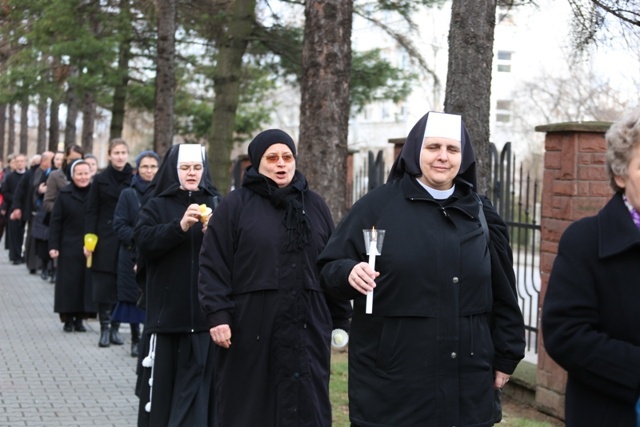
[48, 183, 95, 314]
[135, 187, 219, 334]
[318, 174, 525, 427]
[13, 165, 47, 216]
[542, 192, 640, 426]
[1, 169, 26, 212]
[198, 185, 352, 427]
[85, 164, 133, 273]
[113, 178, 150, 303]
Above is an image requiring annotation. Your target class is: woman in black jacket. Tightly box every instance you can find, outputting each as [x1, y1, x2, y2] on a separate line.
[113, 151, 160, 357]
[134, 144, 220, 427]
[542, 109, 640, 426]
[84, 139, 133, 348]
[318, 112, 525, 427]
[48, 160, 95, 332]
[199, 129, 352, 427]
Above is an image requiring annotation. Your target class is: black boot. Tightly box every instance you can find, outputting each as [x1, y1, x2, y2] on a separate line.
[74, 317, 86, 332]
[110, 322, 124, 345]
[130, 323, 141, 358]
[98, 304, 111, 347]
[63, 320, 73, 333]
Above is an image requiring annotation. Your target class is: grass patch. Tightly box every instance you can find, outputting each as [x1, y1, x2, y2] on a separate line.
[330, 350, 350, 427]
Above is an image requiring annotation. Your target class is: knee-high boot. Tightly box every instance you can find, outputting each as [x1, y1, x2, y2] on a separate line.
[98, 304, 111, 348]
[130, 323, 140, 358]
[110, 321, 124, 345]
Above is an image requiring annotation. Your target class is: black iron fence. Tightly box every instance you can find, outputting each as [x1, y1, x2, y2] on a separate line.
[488, 142, 541, 355]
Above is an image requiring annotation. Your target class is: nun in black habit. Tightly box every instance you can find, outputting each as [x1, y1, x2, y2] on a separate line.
[134, 144, 221, 427]
[318, 112, 525, 427]
[198, 129, 352, 427]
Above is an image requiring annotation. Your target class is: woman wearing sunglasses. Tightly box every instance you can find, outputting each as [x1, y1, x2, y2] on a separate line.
[199, 129, 352, 427]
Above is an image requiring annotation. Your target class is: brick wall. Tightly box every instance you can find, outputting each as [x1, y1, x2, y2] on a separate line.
[535, 121, 612, 419]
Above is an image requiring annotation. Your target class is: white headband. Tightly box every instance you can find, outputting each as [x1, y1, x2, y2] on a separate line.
[177, 144, 204, 164]
[423, 112, 462, 142]
[70, 160, 87, 178]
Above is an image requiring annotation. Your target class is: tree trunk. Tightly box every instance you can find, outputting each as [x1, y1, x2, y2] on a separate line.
[153, 0, 177, 156]
[0, 104, 6, 160]
[444, 0, 496, 196]
[110, 0, 132, 141]
[19, 98, 28, 155]
[8, 104, 16, 153]
[37, 97, 47, 153]
[81, 91, 96, 153]
[49, 97, 60, 152]
[298, 0, 353, 223]
[64, 69, 79, 147]
[208, 0, 256, 195]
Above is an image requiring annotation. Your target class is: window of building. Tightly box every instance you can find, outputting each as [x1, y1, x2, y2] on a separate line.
[496, 113, 511, 123]
[496, 100, 512, 110]
[497, 50, 513, 73]
[495, 99, 512, 123]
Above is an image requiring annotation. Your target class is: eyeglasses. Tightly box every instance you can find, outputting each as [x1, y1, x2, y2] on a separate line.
[263, 153, 295, 164]
[179, 164, 203, 172]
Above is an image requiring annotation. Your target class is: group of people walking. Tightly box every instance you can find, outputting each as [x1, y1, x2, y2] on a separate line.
[2, 108, 636, 427]
[0, 141, 154, 360]
[0, 115, 526, 427]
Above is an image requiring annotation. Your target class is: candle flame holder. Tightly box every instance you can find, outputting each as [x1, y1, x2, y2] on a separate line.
[363, 228, 385, 255]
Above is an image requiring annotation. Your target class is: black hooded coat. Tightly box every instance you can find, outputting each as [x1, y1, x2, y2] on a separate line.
[318, 112, 525, 427]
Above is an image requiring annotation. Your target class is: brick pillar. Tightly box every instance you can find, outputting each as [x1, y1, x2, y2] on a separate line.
[535, 121, 612, 419]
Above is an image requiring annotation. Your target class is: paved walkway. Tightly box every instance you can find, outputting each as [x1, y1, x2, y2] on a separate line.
[0, 253, 139, 426]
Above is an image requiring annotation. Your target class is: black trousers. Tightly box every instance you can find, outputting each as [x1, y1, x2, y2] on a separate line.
[7, 219, 25, 262]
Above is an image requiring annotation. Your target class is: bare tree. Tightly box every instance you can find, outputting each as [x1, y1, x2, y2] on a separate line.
[568, 0, 640, 50]
[298, 0, 354, 222]
[444, 0, 497, 195]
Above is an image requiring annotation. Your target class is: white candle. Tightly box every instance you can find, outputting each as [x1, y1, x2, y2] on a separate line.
[366, 232, 377, 314]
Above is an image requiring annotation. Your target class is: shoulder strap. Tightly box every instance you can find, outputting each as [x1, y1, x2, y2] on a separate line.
[475, 193, 490, 244]
[132, 188, 142, 209]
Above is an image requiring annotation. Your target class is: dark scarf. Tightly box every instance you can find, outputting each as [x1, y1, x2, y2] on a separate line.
[242, 167, 311, 253]
[132, 174, 151, 194]
[72, 182, 91, 199]
[106, 163, 133, 185]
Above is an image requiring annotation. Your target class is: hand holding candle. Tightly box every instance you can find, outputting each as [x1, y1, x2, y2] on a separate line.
[363, 227, 385, 314]
[84, 233, 98, 268]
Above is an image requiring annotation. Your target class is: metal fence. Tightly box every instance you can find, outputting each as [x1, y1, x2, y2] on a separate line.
[488, 142, 541, 355]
